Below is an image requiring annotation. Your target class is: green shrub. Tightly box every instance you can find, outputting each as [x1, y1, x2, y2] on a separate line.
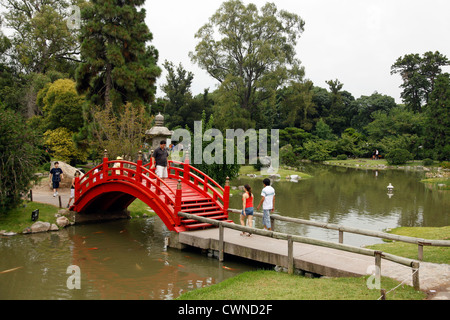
[336, 154, 347, 160]
[422, 158, 434, 166]
[439, 161, 450, 169]
[385, 148, 411, 165]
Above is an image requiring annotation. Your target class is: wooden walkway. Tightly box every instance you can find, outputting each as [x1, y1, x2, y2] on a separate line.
[170, 226, 450, 291]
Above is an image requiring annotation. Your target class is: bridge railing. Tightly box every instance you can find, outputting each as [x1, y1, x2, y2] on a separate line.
[144, 157, 230, 215]
[178, 211, 421, 292]
[74, 152, 182, 224]
[227, 209, 450, 262]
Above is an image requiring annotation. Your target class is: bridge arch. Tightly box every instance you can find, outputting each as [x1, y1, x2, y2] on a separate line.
[70, 153, 231, 232]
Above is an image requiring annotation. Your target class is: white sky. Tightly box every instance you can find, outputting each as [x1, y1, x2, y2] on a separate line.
[145, 0, 450, 102]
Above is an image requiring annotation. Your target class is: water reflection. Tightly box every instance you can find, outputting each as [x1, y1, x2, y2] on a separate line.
[0, 217, 255, 300]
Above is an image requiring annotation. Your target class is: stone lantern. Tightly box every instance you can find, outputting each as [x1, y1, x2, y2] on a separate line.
[145, 113, 173, 152]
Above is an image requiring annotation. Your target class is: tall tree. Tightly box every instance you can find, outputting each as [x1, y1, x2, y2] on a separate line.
[75, 0, 161, 111]
[391, 51, 449, 112]
[190, 0, 305, 123]
[0, 0, 83, 74]
[423, 73, 450, 160]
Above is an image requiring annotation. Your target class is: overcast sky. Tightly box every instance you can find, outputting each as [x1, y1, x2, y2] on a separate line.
[145, 0, 450, 102]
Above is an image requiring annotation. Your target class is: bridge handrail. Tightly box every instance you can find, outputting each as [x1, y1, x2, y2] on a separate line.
[76, 160, 178, 211]
[168, 160, 225, 206]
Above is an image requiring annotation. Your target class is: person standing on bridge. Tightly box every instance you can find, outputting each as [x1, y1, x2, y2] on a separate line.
[151, 140, 169, 179]
[256, 178, 275, 230]
[240, 184, 254, 236]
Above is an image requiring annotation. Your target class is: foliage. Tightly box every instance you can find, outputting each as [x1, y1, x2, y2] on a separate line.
[190, 0, 305, 124]
[302, 139, 335, 162]
[0, 107, 41, 213]
[336, 154, 348, 160]
[385, 148, 412, 165]
[423, 73, 450, 161]
[89, 102, 152, 161]
[279, 127, 312, 152]
[44, 127, 87, 165]
[185, 111, 240, 186]
[37, 78, 84, 132]
[279, 144, 298, 167]
[391, 51, 449, 112]
[0, 0, 83, 75]
[75, 0, 161, 111]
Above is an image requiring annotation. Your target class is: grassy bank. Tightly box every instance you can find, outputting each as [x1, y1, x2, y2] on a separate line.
[420, 177, 450, 190]
[365, 227, 450, 264]
[239, 165, 313, 179]
[324, 158, 428, 170]
[177, 270, 425, 300]
[0, 199, 156, 234]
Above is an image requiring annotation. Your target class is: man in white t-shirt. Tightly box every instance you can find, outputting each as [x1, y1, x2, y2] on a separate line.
[256, 178, 275, 230]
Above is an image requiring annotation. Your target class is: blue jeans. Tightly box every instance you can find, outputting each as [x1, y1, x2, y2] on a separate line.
[241, 207, 254, 216]
[263, 209, 271, 229]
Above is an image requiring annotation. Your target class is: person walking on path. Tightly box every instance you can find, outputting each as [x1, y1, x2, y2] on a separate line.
[151, 140, 169, 179]
[67, 171, 81, 208]
[256, 178, 275, 230]
[49, 161, 63, 197]
[240, 184, 254, 237]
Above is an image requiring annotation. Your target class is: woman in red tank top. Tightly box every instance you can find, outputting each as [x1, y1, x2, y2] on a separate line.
[240, 184, 254, 236]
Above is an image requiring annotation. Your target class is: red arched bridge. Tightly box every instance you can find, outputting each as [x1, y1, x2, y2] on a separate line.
[70, 152, 231, 232]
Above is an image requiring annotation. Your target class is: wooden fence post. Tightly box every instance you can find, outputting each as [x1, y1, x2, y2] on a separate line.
[412, 261, 420, 291]
[219, 223, 224, 262]
[288, 235, 294, 275]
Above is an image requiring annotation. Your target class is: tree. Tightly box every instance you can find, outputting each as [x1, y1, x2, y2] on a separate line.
[75, 0, 161, 111]
[0, 0, 83, 74]
[190, 0, 305, 123]
[391, 51, 449, 112]
[0, 106, 41, 213]
[37, 78, 84, 132]
[423, 73, 450, 160]
[89, 102, 152, 161]
[44, 127, 88, 165]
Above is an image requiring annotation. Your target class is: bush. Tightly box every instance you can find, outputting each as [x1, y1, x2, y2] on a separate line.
[0, 107, 41, 213]
[439, 161, 450, 169]
[422, 158, 434, 166]
[385, 148, 411, 165]
[280, 144, 299, 167]
[336, 154, 347, 160]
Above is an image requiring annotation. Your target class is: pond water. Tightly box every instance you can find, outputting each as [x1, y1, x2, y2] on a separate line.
[229, 164, 448, 246]
[0, 164, 448, 300]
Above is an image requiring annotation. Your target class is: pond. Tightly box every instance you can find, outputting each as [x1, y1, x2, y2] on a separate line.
[1, 164, 448, 300]
[228, 164, 449, 247]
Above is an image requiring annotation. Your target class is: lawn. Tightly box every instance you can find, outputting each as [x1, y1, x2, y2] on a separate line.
[177, 270, 426, 300]
[365, 227, 450, 264]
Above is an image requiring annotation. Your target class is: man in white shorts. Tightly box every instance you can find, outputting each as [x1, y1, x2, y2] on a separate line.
[151, 140, 169, 179]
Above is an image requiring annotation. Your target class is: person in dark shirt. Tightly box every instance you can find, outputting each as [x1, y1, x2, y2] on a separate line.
[49, 161, 64, 197]
[151, 140, 169, 179]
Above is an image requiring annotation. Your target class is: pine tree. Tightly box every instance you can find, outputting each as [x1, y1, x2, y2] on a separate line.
[75, 0, 161, 112]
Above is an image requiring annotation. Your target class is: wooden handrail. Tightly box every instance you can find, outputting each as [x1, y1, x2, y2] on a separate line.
[177, 211, 421, 290]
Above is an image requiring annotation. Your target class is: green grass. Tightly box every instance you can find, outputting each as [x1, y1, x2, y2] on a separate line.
[324, 158, 421, 169]
[366, 227, 450, 264]
[420, 177, 450, 190]
[127, 199, 157, 218]
[177, 270, 426, 300]
[0, 201, 61, 233]
[239, 166, 312, 179]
